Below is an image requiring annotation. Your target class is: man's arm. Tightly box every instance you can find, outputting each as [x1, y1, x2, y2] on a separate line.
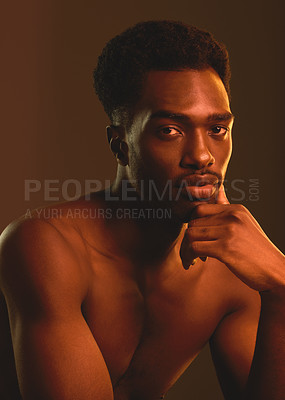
[210, 286, 285, 400]
[180, 185, 285, 399]
[0, 218, 114, 400]
[209, 287, 260, 399]
[245, 289, 285, 399]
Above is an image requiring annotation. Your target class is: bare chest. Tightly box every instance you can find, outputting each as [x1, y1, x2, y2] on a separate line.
[81, 258, 229, 398]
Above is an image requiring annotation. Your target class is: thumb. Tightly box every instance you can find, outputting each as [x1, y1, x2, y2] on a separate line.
[216, 183, 230, 205]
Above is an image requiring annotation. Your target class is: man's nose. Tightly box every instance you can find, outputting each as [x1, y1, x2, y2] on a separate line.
[180, 131, 215, 170]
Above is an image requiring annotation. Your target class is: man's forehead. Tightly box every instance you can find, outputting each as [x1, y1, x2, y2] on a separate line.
[135, 68, 231, 122]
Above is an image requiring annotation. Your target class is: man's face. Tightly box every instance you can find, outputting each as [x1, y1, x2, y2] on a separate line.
[125, 68, 233, 222]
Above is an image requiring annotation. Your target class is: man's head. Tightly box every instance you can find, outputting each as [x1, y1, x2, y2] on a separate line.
[94, 21, 233, 222]
[93, 20, 231, 128]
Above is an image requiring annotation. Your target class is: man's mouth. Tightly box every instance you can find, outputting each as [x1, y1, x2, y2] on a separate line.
[179, 174, 219, 187]
[184, 184, 217, 200]
[176, 174, 220, 201]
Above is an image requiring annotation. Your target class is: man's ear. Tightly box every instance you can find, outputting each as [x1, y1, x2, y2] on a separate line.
[106, 125, 129, 166]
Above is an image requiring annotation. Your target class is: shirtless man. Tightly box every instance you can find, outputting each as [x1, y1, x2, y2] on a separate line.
[0, 20, 285, 400]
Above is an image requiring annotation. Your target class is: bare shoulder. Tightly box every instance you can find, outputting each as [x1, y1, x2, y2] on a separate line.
[0, 191, 112, 293]
[0, 211, 90, 312]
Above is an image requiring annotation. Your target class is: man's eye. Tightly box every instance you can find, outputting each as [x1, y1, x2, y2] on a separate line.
[209, 126, 229, 136]
[159, 127, 181, 136]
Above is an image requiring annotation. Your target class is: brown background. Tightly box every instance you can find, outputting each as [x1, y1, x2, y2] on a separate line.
[1, 0, 284, 398]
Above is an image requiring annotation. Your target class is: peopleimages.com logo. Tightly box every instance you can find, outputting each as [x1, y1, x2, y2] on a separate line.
[24, 178, 260, 203]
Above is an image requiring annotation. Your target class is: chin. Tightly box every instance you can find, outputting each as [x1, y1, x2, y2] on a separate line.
[170, 196, 216, 223]
[168, 201, 197, 223]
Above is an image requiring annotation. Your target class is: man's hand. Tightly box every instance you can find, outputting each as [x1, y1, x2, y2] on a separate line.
[180, 184, 285, 292]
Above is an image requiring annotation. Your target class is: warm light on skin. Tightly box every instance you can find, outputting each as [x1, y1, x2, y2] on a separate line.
[113, 68, 234, 221]
[131, 68, 233, 135]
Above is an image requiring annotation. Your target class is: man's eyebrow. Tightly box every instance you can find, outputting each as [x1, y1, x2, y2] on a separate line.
[149, 110, 235, 123]
[149, 111, 188, 121]
[206, 112, 235, 122]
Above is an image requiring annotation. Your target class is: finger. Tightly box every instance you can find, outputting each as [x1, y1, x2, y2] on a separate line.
[192, 256, 208, 264]
[180, 232, 197, 269]
[190, 203, 226, 221]
[180, 227, 220, 268]
[180, 238, 221, 269]
[181, 256, 207, 270]
[190, 240, 222, 260]
[189, 213, 226, 227]
[216, 183, 230, 205]
[186, 225, 223, 241]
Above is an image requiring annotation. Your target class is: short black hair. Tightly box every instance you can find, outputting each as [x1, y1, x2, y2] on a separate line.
[93, 20, 231, 127]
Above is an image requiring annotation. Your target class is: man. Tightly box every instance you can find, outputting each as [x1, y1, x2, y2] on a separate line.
[0, 20, 284, 400]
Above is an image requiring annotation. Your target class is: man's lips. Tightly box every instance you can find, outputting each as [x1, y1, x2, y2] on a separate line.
[175, 174, 220, 201]
[184, 184, 216, 199]
[177, 174, 219, 187]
